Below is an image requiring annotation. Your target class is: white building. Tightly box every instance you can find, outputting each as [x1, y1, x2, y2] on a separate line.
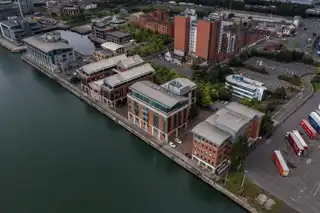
[225, 74, 267, 101]
[23, 32, 75, 72]
[188, 21, 197, 53]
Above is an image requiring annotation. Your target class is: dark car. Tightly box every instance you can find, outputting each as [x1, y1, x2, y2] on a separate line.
[185, 153, 191, 158]
[287, 161, 297, 169]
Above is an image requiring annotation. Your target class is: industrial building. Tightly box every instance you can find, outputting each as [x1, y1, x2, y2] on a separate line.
[23, 31, 75, 72]
[225, 74, 267, 101]
[191, 102, 264, 173]
[0, 17, 42, 45]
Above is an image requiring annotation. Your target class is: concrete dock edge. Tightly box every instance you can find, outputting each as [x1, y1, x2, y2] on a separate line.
[21, 55, 259, 213]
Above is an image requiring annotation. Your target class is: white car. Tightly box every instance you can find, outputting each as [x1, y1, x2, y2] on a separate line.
[175, 138, 182, 144]
[169, 142, 176, 148]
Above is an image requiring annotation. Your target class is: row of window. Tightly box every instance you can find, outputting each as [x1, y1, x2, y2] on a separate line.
[194, 135, 218, 148]
[130, 91, 171, 113]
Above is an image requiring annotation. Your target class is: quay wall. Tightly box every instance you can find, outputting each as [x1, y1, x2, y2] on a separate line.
[21, 55, 258, 213]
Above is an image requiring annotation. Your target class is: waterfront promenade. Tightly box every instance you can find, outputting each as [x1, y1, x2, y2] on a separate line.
[21, 54, 258, 213]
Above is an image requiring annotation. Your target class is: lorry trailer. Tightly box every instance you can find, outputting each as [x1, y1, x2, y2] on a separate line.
[292, 130, 309, 150]
[285, 132, 305, 156]
[300, 119, 317, 139]
[308, 112, 320, 132]
[273, 150, 290, 177]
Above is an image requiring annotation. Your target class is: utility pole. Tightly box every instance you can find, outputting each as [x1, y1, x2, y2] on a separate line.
[241, 170, 248, 189]
[224, 170, 229, 186]
[16, 0, 24, 18]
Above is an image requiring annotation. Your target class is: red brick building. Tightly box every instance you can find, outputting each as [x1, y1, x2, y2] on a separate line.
[137, 10, 174, 37]
[173, 16, 190, 57]
[195, 20, 218, 60]
[191, 102, 264, 173]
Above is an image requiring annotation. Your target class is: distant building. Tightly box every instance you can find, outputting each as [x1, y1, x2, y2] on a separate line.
[0, 1, 20, 21]
[105, 31, 132, 45]
[79, 55, 154, 107]
[91, 21, 115, 41]
[137, 10, 174, 37]
[225, 74, 267, 101]
[191, 102, 264, 173]
[127, 80, 191, 142]
[0, 17, 42, 45]
[62, 5, 81, 16]
[93, 42, 126, 61]
[23, 31, 75, 72]
[12, 0, 33, 14]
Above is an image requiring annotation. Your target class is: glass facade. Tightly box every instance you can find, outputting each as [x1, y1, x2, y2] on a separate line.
[134, 101, 139, 116]
[130, 91, 187, 114]
[142, 107, 149, 122]
[153, 113, 159, 128]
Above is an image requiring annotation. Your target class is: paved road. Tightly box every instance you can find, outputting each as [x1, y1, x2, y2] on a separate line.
[246, 91, 320, 213]
[272, 75, 314, 125]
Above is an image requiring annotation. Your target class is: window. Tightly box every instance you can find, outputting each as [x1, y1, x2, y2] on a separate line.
[162, 117, 166, 132]
[134, 102, 139, 116]
[153, 113, 159, 128]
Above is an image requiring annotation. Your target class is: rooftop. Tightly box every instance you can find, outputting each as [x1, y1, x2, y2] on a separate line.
[117, 55, 144, 69]
[101, 42, 124, 51]
[206, 108, 251, 134]
[226, 74, 267, 91]
[103, 63, 155, 88]
[225, 102, 264, 119]
[94, 48, 114, 56]
[78, 54, 127, 75]
[192, 121, 231, 147]
[130, 81, 188, 109]
[23, 32, 73, 54]
[161, 77, 196, 96]
[106, 31, 131, 38]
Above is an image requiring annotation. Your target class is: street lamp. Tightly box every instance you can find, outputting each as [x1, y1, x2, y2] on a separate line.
[241, 170, 248, 189]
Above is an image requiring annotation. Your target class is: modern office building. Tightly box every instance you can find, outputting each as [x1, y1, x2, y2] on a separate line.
[105, 31, 132, 45]
[93, 42, 125, 61]
[0, 17, 42, 45]
[225, 74, 267, 101]
[127, 80, 190, 142]
[23, 31, 75, 72]
[0, 1, 20, 21]
[191, 102, 264, 173]
[12, 0, 33, 14]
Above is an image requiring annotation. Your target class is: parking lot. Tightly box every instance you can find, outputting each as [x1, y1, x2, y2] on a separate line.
[246, 92, 320, 213]
[234, 68, 292, 92]
[245, 57, 316, 77]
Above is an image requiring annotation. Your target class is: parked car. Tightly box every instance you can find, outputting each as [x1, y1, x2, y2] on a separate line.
[175, 138, 182, 144]
[185, 153, 191, 158]
[169, 142, 176, 148]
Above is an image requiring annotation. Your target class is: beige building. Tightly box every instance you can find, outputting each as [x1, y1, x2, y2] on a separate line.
[93, 42, 126, 61]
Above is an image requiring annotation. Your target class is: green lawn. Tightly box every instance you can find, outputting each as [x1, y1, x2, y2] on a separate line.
[312, 83, 320, 91]
[225, 172, 282, 213]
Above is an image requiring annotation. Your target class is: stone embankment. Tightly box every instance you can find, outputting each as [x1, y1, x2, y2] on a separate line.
[21, 55, 259, 213]
[0, 38, 26, 53]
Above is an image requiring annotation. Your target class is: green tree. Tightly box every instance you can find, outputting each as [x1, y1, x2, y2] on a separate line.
[273, 87, 287, 100]
[218, 86, 232, 101]
[230, 135, 249, 171]
[260, 115, 274, 136]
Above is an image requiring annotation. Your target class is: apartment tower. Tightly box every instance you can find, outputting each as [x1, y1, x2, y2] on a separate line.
[173, 16, 190, 56]
[195, 20, 218, 60]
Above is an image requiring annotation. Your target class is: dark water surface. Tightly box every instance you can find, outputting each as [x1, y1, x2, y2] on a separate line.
[0, 48, 246, 213]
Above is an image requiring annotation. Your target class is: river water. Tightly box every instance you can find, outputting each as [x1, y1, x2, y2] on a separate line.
[0, 40, 246, 213]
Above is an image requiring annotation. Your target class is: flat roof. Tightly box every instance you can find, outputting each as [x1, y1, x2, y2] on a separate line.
[23, 36, 73, 53]
[106, 31, 131, 38]
[103, 63, 155, 88]
[206, 108, 250, 134]
[130, 81, 188, 109]
[101, 42, 124, 51]
[192, 121, 231, 147]
[225, 102, 264, 119]
[161, 77, 196, 96]
[78, 54, 127, 75]
[226, 74, 267, 91]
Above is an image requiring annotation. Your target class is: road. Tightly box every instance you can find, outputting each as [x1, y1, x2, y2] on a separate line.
[246, 90, 320, 213]
[272, 75, 314, 125]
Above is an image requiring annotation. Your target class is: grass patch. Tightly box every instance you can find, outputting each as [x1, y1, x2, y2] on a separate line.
[277, 75, 301, 86]
[312, 83, 320, 91]
[225, 172, 282, 213]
